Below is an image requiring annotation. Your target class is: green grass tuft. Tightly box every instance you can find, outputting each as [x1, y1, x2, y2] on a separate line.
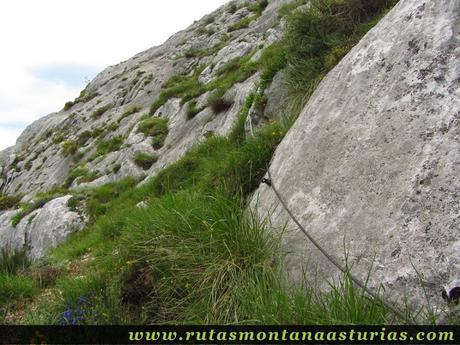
[91, 104, 111, 119]
[137, 117, 169, 149]
[133, 152, 158, 170]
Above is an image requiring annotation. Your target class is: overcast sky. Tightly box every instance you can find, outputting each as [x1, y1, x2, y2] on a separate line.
[0, 0, 228, 150]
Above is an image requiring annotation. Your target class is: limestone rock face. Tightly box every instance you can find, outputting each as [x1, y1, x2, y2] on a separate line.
[0, 0, 289, 198]
[0, 196, 85, 260]
[251, 0, 460, 309]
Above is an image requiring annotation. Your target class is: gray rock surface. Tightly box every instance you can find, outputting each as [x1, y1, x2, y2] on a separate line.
[251, 0, 460, 311]
[0, 0, 289, 197]
[0, 196, 85, 260]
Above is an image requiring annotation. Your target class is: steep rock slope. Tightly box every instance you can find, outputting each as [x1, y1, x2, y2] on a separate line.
[0, 0, 292, 259]
[0, 0, 287, 198]
[252, 0, 459, 309]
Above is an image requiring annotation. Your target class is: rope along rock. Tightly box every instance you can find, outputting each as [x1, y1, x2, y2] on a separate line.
[263, 170, 409, 322]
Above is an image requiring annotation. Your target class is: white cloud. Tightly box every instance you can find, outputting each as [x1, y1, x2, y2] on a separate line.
[0, 0, 228, 150]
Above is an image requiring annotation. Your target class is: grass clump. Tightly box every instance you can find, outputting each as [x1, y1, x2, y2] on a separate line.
[186, 100, 204, 119]
[91, 104, 111, 119]
[228, 16, 254, 32]
[0, 249, 30, 275]
[11, 195, 56, 227]
[278, 0, 308, 17]
[61, 140, 79, 157]
[258, 42, 287, 89]
[65, 166, 100, 187]
[117, 106, 141, 123]
[205, 55, 258, 113]
[137, 117, 169, 149]
[283, 0, 397, 112]
[206, 89, 233, 114]
[92, 136, 124, 159]
[248, 0, 269, 16]
[112, 163, 122, 174]
[64, 101, 74, 111]
[77, 131, 92, 147]
[0, 194, 21, 211]
[0, 273, 38, 306]
[133, 152, 158, 170]
[149, 68, 205, 115]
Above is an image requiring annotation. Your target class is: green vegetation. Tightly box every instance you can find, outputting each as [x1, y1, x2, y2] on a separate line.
[150, 47, 258, 117]
[11, 195, 55, 227]
[184, 36, 229, 59]
[186, 100, 204, 119]
[277, 0, 308, 17]
[228, 16, 254, 32]
[77, 131, 92, 147]
[0, 194, 21, 211]
[112, 163, 122, 174]
[227, 0, 268, 32]
[0, 250, 36, 310]
[248, 0, 269, 16]
[282, 0, 397, 113]
[149, 68, 205, 115]
[258, 42, 287, 88]
[60, 140, 79, 157]
[91, 104, 112, 119]
[206, 89, 233, 113]
[92, 136, 124, 159]
[64, 101, 74, 111]
[205, 54, 258, 113]
[117, 106, 141, 123]
[52, 128, 70, 145]
[63, 90, 99, 113]
[0, 249, 30, 275]
[137, 117, 169, 149]
[133, 152, 158, 170]
[65, 166, 100, 188]
[0, 273, 38, 306]
[3, 0, 414, 326]
[75, 90, 99, 104]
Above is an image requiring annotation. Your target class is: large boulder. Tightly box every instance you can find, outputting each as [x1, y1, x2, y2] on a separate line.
[252, 0, 460, 310]
[0, 196, 85, 261]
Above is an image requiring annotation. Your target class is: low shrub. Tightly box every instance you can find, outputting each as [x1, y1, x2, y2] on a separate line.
[133, 152, 158, 170]
[65, 166, 100, 187]
[64, 101, 74, 111]
[248, 0, 269, 16]
[258, 43, 287, 89]
[61, 141, 78, 157]
[95, 136, 124, 156]
[207, 90, 233, 113]
[137, 117, 169, 149]
[77, 131, 92, 147]
[91, 104, 111, 119]
[0, 194, 21, 211]
[228, 16, 254, 32]
[186, 100, 204, 119]
[112, 163, 122, 174]
[149, 68, 205, 115]
[0, 249, 30, 275]
[30, 266, 62, 288]
[227, 3, 238, 13]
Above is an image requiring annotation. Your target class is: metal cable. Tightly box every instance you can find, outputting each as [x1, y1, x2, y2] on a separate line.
[264, 169, 409, 322]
